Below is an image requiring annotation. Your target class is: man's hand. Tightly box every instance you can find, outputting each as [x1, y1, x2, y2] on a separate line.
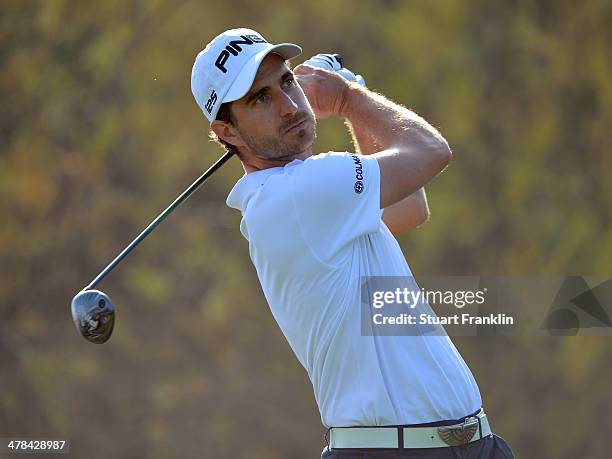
[294, 64, 351, 120]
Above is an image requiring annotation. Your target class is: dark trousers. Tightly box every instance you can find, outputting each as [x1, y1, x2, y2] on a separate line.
[321, 434, 515, 458]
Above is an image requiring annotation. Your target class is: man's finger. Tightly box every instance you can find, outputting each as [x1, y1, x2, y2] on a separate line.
[293, 64, 317, 75]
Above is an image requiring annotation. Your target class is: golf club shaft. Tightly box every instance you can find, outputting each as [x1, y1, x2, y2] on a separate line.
[84, 151, 234, 291]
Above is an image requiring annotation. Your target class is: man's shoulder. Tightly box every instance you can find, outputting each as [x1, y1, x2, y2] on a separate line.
[227, 151, 358, 212]
[291, 151, 360, 180]
[250, 151, 354, 192]
[302, 151, 353, 165]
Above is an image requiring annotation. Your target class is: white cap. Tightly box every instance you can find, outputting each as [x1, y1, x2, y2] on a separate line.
[191, 28, 302, 123]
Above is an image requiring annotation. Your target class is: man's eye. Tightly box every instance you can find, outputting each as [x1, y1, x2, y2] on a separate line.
[255, 93, 270, 104]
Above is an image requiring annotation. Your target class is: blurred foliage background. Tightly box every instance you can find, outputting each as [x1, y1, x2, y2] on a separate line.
[1, 0, 611, 457]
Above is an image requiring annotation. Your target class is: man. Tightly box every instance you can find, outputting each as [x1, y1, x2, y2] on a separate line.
[191, 28, 514, 458]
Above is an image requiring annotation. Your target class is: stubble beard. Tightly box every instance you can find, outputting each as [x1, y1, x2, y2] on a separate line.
[238, 112, 317, 161]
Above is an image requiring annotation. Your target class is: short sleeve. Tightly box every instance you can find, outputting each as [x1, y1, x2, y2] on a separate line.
[291, 152, 381, 264]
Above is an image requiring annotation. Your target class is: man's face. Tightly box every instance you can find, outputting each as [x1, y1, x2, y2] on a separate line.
[225, 53, 316, 160]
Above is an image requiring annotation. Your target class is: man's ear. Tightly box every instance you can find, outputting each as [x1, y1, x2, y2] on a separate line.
[211, 120, 246, 148]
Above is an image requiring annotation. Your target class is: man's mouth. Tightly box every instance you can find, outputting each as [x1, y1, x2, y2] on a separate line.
[285, 118, 308, 133]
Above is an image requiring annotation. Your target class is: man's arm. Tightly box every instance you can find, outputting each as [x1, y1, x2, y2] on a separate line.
[342, 93, 430, 235]
[381, 188, 430, 234]
[339, 83, 451, 210]
[295, 66, 451, 211]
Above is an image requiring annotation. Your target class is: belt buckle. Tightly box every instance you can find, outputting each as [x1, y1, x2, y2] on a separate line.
[437, 415, 479, 447]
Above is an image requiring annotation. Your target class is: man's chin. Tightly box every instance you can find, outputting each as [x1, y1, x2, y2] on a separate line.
[270, 141, 315, 162]
[294, 125, 316, 148]
[294, 131, 316, 156]
[249, 127, 316, 162]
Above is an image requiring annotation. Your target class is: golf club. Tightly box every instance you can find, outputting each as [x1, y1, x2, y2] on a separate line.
[71, 151, 234, 344]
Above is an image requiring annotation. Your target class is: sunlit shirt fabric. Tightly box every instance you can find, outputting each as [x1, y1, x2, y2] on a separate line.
[227, 152, 482, 427]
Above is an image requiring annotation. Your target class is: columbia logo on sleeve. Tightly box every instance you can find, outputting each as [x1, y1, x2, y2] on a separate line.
[352, 154, 364, 194]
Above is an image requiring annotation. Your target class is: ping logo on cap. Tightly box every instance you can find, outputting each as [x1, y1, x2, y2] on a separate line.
[191, 28, 302, 123]
[215, 34, 267, 73]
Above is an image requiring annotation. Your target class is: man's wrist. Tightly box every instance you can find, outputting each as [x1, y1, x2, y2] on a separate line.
[338, 82, 363, 120]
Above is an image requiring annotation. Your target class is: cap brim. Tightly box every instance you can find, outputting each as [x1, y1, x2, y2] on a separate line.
[223, 43, 302, 103]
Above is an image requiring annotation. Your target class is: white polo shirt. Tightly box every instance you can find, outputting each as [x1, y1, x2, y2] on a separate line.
[227, 152, 482, 427]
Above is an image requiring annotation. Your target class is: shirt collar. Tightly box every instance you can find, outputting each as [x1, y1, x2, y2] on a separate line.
[226, 159, 302, 212]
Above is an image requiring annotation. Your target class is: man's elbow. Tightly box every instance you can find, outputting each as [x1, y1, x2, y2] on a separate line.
[435, 138, 453, 169]
[389, 206, 429, 235]
[396, 192, 430, 234]
[417, 135, 452, 178]
[415, 200, 431, 228]
[418, 206, 431, 227]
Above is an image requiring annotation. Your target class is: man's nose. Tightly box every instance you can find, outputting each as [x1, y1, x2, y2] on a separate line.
[278, 91, 298, 118]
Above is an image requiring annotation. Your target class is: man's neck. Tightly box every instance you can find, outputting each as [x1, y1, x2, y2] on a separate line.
[242, 148, 313, 173]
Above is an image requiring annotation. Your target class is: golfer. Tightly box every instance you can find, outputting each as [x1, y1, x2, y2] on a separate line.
[191, 28, 514, 458]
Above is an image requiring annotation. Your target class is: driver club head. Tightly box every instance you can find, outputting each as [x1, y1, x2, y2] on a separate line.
[71, 289, 115, 344]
